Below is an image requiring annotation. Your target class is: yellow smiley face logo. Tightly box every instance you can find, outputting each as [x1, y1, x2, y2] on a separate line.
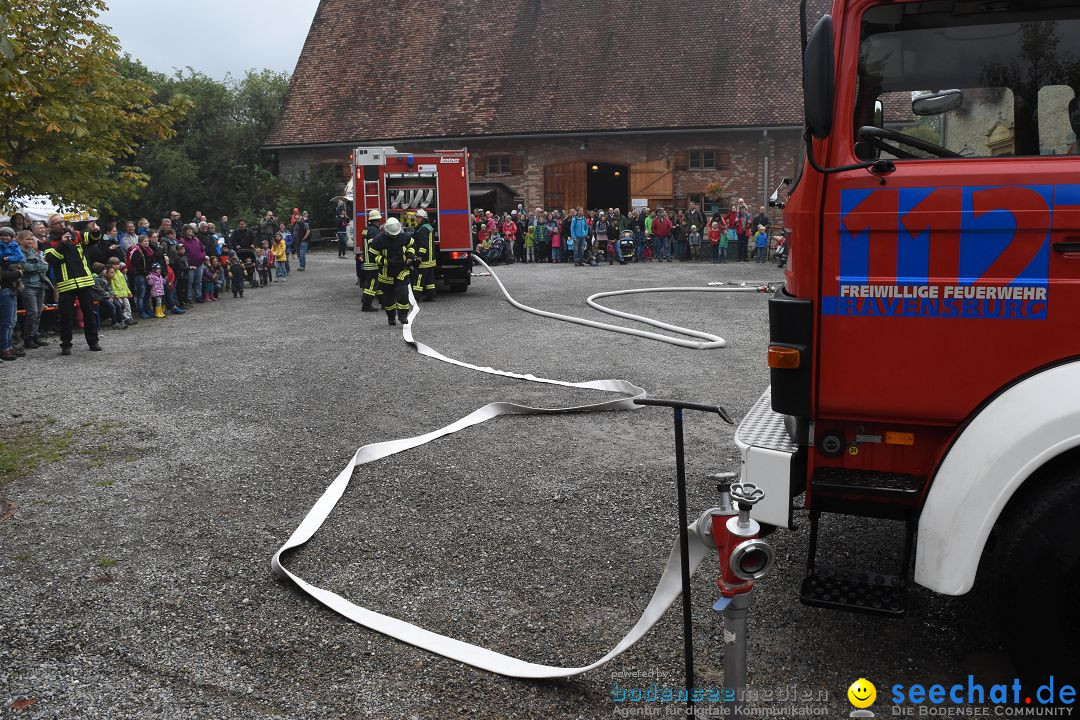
[848, 678, 876, 709]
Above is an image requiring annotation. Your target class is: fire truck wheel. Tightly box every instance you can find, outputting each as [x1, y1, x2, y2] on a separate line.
[991, 467, 1080, 676]
[449, 282, 468, 293]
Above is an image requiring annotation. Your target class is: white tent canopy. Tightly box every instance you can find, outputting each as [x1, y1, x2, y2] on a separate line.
[0, 195, 96, 224]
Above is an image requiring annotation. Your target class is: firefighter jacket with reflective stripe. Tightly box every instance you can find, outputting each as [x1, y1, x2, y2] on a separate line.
[361, 222, 381, 271]
[371, 231, 416, 282]
[45, 242, 95, 293]
[414, 223, 436, 269]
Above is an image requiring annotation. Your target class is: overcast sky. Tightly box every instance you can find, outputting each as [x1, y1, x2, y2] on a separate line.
[99, 0, 320, 80]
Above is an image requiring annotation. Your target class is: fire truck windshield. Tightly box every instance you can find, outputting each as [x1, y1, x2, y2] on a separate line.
[854, 6, 1080, 160]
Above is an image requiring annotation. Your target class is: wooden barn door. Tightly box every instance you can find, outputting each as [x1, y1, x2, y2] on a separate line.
[630, 159, 673, 207]
[544, 162, 585, 210]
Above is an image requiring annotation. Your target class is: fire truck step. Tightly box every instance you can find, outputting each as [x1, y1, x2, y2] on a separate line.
[800, 509, 915, 616]
[800, 563, 907, 616]
[810, 468, 924, 518]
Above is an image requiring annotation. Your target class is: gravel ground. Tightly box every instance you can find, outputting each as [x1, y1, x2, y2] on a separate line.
[1, 251, 1018, 719]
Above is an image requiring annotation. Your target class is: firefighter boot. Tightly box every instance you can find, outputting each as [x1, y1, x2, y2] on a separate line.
[361, 300, 376, 312]
[398, 309, 410, 325]
[386, 311, 396, 326]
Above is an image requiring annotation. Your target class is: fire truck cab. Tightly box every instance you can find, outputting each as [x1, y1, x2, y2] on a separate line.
[353, 147, 474, 292]
[739, 0, 1080, 669]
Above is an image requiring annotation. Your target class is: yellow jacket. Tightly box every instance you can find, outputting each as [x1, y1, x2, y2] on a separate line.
[272, 239, 286, 262]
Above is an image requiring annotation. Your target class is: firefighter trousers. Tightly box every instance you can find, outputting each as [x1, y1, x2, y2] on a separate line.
[378, 269, 411, 321]
[361, 267, 380, 307]
[59, 288, 100, 349]
[412, 265, 436, 300]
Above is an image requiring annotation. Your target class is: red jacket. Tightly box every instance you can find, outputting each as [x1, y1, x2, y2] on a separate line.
[652, 218, 673, 238]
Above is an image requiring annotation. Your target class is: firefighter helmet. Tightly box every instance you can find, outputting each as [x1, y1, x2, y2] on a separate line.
[384, 217, 402, 236]
[415, 208, 428, 219]
[368, 209, 382, 221]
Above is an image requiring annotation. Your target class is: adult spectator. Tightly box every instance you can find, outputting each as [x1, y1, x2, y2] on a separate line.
[31, 220, 48, 250]
[180, 224, 206, 305]
[230, 218, 256, 251]
[753, 206, 770, 238]
[735, 198, 752, 261]
[570, 208, 589, 266]
[292, 212, 311, 271]
[44, 214, 100, 355]
[128, 233, 154, 317]
[652, 209, 674, 262]
[17, 229, 52, 349]
[336, 209, 349, 258]
[259, 211, 277, 248]
[10, 212, 29, 233]
[118, 221, 140, 255]
[687, 202, 706, 238]
[0, 227, 24, 361]
[87, 222, 124, 267]
[169, 210, 182, 228]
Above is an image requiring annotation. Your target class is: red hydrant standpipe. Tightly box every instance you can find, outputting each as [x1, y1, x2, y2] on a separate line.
[698, 480, 774, 717]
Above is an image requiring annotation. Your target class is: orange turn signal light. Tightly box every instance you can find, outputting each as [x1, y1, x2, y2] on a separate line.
[767, 345, 801, 369]
[885, 431, 915, 446]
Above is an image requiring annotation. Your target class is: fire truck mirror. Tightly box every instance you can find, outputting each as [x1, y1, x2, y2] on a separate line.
[912, 89, 963, 117]
[803, 14, 836, 140]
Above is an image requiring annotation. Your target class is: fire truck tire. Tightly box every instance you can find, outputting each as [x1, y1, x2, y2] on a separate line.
[991, 467, 1080, 676]
[449, 282, 468, 293]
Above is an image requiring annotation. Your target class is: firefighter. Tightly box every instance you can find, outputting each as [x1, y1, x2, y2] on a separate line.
[359, 209, 382, 312]
[371, 217, 416, 326]
[44, 214, 101, 355]
[411, 208, 436, 302]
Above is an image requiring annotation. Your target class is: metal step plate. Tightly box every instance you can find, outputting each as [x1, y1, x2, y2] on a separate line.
[800, 564, 907, 617]
[813, 468, 923, 497]
[736, 388, 797, 454]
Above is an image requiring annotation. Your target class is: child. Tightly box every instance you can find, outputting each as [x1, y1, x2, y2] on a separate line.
[259, 240, 273, 284]
[90, 262, 125, 328]
[211, 255, 224, 298]
[136, 218, 150, 236]
[230, 255, 246, 298]
[754, 225, 769, 262]
[201, 256, 217, 302]
[146, 263, 167, 318]
[106, 262, 135, 326]
[708, 221, 723, 263]
[548, 217, 561, 264]
[238, 247, 257, 288]
[173, 244, 191, 306]
[688, 225, 702, 261]
[272, 233, 288, 280]
[524, 225, 535, 263]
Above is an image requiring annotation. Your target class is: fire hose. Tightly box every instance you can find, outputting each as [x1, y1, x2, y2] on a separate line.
[272, 262, 772, 685]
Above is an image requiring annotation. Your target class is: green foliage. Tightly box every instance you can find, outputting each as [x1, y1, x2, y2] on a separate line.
[108, 62, 329, 225]
[0, 0, 189, 210]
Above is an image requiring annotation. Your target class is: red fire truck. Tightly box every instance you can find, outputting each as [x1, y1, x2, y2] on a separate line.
[352, 147, 473, 292]
[740, 0, 1079, 670]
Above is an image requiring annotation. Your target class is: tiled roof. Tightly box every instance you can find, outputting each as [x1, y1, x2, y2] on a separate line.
[266, 0, 825, 148]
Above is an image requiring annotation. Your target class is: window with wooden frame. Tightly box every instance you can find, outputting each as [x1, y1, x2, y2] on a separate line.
[486, 156, 512, 176]
[688, 150, 716, 170]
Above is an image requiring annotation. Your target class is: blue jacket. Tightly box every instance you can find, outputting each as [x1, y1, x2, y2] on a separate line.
[571, 216, 588, 238]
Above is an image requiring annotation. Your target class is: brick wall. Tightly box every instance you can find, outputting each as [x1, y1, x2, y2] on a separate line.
[275, 128, 803, 219]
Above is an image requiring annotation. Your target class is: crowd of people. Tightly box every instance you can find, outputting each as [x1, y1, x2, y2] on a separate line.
[471, 199, 781, 267]
[0, 208, 316, 361]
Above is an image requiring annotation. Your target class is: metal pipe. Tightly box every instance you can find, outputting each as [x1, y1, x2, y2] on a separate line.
[673, 408, 695, 716]
[721, 591, 755, 718]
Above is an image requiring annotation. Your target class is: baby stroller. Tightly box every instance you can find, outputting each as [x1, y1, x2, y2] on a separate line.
[619, 231, 636, 264]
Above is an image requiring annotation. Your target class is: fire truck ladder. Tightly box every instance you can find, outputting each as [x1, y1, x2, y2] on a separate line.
[800, 468, 922, 617]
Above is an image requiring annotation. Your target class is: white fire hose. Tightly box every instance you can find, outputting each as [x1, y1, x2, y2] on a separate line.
[271, 261, 772, 677]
